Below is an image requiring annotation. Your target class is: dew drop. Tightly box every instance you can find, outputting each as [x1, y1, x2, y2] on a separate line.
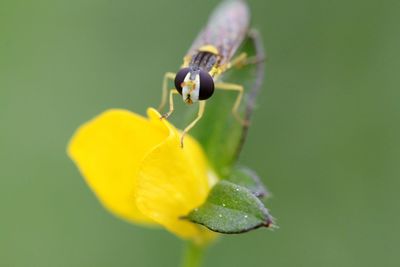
[222, 203, 226, 207]
[219, 214, 222, 218]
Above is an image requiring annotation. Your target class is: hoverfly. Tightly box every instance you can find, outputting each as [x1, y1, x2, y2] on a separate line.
[158, 0, 263, 147]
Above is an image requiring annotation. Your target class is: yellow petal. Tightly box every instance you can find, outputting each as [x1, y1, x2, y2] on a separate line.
[136, 108, 217, 244]
[68, 109, 168, 224]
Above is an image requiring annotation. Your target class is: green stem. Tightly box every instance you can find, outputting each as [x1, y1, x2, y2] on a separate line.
[181, 241, 206, 267]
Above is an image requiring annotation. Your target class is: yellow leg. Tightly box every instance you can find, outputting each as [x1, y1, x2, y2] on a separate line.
[227, 52, 265, 70]
[160, 89, 179, 119]
[243, 55, 265, 65]
[180, 101, 206, 148]
[214, 82, 248, 126]
[158, 72, 176, 111]
[227, 52, 248, 69]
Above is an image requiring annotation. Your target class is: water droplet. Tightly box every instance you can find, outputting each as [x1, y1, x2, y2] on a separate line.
[244, 215, 248, 218]
[218, 214, 222, 218]
[236, 188, 240, 192]
[222, 203, 226, 207]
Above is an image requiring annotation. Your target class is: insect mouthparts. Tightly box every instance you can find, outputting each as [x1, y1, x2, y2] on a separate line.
[185, 95, 193, 104]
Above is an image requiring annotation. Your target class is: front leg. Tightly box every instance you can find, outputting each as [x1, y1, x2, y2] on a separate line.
[158, 72, 176, 112]
[180, 101, 206, 148]
[160, 89, 180, 120]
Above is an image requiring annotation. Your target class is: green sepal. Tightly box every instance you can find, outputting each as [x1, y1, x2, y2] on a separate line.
[184, 180, 273, 234]
[227, 166, 269, 199]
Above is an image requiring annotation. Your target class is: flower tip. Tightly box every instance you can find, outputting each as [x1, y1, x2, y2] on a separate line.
[146, 107, 176, 137]
[146, 107, 162, 120]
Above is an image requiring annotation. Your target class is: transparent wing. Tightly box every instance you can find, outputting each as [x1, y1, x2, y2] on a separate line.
[187, 0, 250, 65]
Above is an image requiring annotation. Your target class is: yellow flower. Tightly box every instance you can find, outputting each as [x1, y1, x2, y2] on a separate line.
[68, 108, 216, 244]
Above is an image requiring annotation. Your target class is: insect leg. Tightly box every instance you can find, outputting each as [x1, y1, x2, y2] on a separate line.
[228, 51, 265, 70]
[226, 29, 267, 70]
[240, 29, 267, 66]
[214, 82, 249, 126]
[158, 72, 176, 111]
[248, 28, 267, 64]
[160, 88, 179, 119]
[227, 52, 248, 69]
[180, 101, 206, 148]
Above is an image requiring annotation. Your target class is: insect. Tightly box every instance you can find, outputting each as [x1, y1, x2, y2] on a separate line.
[158, 0, 263, 147]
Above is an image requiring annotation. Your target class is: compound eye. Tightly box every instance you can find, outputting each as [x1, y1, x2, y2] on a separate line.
[198, 70, 214, 100]
[174, 68, 190, 95]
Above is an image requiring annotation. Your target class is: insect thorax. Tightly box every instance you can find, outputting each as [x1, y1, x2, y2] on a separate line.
[182, 45, 224, 80]
[190, 51, 217, 76]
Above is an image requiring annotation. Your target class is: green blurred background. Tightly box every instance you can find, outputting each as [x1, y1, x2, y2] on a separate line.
[1, 0, 399, 266]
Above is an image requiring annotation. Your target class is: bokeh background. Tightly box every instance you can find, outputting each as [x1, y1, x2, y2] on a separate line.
[1, 0, 399, 266]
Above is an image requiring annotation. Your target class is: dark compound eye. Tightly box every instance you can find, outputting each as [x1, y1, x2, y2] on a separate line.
[198, 70, 214, 100]
[174, 68, 190, 95]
